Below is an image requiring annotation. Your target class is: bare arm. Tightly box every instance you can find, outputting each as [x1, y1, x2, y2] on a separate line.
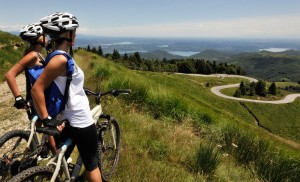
[5, 52, 38, 97]
[31, 55, 67, 119]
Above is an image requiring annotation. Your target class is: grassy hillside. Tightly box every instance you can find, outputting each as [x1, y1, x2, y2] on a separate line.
[0, 30, 25, 81]
[74, 50, 300, 181]
[228, 50, 300, 82]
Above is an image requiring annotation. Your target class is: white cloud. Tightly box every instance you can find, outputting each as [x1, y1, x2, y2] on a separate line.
[4, 15, 300, 39]
[79, 15, 300, 39]
[0, 25, 25, 32]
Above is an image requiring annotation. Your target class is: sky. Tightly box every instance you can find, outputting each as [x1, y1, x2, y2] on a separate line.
[1, 0, 300, 39]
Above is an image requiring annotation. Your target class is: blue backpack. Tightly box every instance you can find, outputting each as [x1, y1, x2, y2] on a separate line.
[25, 50, 74, 118]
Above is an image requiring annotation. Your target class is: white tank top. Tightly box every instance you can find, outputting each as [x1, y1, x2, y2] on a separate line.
[54, 62, 94, 128]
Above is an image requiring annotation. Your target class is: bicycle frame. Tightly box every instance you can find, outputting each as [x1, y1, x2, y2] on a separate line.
[46, 100, 109, 182]
[14, 88, 130, 182]
[27, 116, 39, 148]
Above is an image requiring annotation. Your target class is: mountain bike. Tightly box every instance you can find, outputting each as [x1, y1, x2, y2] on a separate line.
[0, 103, 47, 181]
[9, 88, 131, 182]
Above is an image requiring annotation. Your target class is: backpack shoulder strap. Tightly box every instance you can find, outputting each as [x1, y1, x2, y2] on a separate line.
[45, 50, 74, 76]
[33, 51, 46, 66]
[45, 50, 74, 111]
[25, 69, 32, 101]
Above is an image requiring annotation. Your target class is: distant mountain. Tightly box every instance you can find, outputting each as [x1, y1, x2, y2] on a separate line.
[227, 50, 300, 82]
[135, 49, 300, 82]
[131, 50, 184, 60]
[189, 50, 234, 61]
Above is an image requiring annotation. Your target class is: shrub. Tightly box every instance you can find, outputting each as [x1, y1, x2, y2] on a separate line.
[221, 124, 300, 181]
[255, 153, 300, 182]
[233, 88, 242, 97]
[147, 94, 188, 122]
[192, 113, 214, 128]
[193, 142, 221, 175]
[94, 64, 112, 80]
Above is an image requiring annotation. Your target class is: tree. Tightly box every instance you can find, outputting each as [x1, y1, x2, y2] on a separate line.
[97, 46, 103, 56]
[112, 49, 121, 60]
[134, 52, 142, 63]
[249, 82, 256, 96]
[239, 81, 246, 95]
[269, 82, 277, 95]
[91, 47, 97, 53]
[123, 53, 128, 60]
[255, 80, 267, 97]
[177, 61, 196, 73]
[87, 45, 91, 52]
[212, 61, 217, 73]
[195, 60, 207, 74]
[234, 88, 242, 97]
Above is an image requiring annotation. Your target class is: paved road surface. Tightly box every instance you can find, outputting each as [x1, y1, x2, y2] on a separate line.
[177, 73, 300, 104]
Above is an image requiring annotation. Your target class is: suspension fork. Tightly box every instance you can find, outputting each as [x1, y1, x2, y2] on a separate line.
[100, 114, 117, 150]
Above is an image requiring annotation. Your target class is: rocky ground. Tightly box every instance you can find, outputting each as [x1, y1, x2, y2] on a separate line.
[0, 74, 28, 136]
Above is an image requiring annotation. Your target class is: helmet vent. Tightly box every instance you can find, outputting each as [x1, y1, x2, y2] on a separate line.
[52, 17, 59, 21]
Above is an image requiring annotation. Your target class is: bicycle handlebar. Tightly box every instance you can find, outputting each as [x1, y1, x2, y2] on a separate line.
[84, 88, 131, 97]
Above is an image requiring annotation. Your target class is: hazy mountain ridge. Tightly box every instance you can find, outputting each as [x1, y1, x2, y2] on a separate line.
[228, 50, 300, 82]
[132, 50, 184, 60]
[134, 49, 300, 82]
[5, 30, 300, 82]
[189, 49, 234, 61]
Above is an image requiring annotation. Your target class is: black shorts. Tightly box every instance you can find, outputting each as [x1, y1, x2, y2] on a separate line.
[57, 123, 98, 171]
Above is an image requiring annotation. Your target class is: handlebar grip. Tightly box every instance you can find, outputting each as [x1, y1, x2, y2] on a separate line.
[112, 89, 132, 96]
[36, 127, 60, 136]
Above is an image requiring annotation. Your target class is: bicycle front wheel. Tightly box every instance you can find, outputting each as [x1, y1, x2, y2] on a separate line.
[0, 130, 37, 181]
[9, 166, 60, 182]
[97, 117, 120, 181]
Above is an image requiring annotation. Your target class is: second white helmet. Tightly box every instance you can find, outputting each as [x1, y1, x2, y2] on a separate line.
[19, 23, 43, 42]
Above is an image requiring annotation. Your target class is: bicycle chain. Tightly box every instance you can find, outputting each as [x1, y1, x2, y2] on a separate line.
[22, 145, 48, 160]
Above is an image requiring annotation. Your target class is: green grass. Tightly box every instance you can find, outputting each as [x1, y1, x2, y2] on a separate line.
[74, 50, 300, 181]
[0, 30, 25, 81]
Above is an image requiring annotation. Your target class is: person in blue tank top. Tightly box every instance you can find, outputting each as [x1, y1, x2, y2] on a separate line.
[31, 12, 102, 182]
[5, 23, 61, 155]
[5, 23, 47, 109]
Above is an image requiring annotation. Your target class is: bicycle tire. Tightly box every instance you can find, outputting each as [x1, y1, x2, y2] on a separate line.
[0, 130, 37, 181]
[9, 165, 60, 182]
[97, 117, 120, 181]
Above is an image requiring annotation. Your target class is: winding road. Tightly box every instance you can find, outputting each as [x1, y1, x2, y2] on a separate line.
[177, 73, 300, 104]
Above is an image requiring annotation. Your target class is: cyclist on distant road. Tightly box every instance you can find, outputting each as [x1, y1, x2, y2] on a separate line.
[32, 12, 102, 182]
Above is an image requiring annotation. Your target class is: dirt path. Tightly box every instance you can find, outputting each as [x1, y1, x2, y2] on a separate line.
[0, 74, 28, 136]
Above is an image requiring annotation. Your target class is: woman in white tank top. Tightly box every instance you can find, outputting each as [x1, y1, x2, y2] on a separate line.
[31, 12, 102, 182]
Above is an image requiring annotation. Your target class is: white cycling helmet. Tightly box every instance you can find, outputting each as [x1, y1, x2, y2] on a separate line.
[40, 12, 79, 37]
[19, 23, 43, 42]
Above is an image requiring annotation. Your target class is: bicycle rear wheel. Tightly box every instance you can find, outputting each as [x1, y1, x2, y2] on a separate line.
[9, 166, 60, 182]
[97, 117, 120, 181]
[0, 130, 37, 181]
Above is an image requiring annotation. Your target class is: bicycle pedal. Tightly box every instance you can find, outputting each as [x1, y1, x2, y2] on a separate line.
[68, 163, 75, 170]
